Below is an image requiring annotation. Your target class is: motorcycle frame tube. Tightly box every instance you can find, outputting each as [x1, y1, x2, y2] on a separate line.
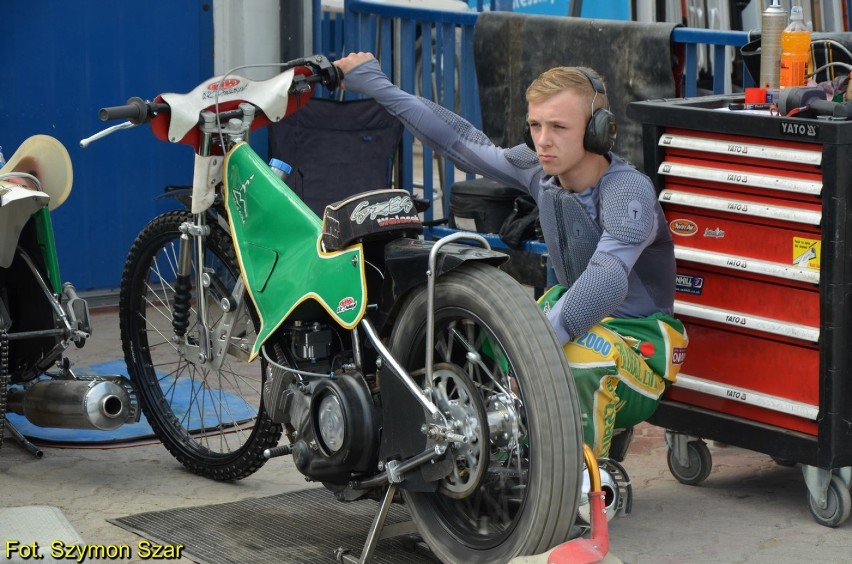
[16, 248, 72, 334]
[425, 232, 490, 385]
[359, 317, 441, 421]
[33, 208, 61, 294]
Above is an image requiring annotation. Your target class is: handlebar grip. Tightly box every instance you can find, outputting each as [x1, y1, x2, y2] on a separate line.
[99, 97, 155, 124]
[98, 96, 169, 125]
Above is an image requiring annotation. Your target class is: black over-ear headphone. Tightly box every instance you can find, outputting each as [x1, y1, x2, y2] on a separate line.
[523, 67, 617, 155]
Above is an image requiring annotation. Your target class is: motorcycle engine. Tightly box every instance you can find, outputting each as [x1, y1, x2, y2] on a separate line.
[263, 321, 381, 484]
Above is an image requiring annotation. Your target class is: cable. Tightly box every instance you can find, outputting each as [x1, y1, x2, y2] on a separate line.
[808, 61, 852, 77]
[809, 39, 852, 62]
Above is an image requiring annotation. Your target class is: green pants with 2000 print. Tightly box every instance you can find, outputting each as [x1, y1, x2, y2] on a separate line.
[538, 286, 688, 458]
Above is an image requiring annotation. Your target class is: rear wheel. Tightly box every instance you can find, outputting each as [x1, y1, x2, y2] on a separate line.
[388, 263, 583, 562]
[119, 210, 281, 480]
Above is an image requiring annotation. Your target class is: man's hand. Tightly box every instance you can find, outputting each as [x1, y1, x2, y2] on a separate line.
[333, 52, 377, 85]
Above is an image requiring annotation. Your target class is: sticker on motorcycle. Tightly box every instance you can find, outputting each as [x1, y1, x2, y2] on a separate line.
[337, 296, 357, 314]
[231, 173, 255, 224]
[203, 78, 247, 100]
[350, 195, 416, 225]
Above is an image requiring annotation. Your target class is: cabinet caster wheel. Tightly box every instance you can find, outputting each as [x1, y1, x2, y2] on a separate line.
[807, 474, 852, 528]
[771, 456, 797, 467]
[667, 439, 712, 486]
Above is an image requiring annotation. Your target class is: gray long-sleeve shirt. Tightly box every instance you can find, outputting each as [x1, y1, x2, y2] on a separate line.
[342, 59, 675, 344]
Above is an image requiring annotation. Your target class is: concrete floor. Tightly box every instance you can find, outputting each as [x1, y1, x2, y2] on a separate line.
[2, 308, 850, 564]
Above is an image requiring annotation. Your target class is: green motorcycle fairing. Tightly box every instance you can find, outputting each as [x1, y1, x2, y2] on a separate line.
[223, 142, 367, 361]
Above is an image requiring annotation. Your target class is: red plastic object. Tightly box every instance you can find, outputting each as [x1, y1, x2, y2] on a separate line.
[548, 491, 610, 564]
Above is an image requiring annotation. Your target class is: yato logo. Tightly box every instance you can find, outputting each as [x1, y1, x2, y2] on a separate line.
[780, 121, 818, 138]
[671, 347, 687, 365]
[208, 79, 241, 91]
[669, 219, 698, 236]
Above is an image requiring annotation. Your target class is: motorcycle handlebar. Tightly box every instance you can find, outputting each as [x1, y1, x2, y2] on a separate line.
[84, 55, 340, 148]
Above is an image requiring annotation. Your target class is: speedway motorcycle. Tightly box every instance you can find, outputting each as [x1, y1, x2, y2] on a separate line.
[81, 55, 584, 562]
[0, 136, 138, 457]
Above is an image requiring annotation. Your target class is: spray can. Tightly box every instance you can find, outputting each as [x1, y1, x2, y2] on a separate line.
[759, 0, 787, 90]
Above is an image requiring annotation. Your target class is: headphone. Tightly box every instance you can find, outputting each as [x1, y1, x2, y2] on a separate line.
[523, 67, 617, 155]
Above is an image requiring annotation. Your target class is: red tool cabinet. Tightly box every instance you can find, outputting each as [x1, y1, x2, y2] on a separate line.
[628, 95, 852, 526]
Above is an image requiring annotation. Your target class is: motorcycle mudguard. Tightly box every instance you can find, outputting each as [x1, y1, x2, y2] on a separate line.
[223, 142, 367, 361]
[372, 237, 509, 331]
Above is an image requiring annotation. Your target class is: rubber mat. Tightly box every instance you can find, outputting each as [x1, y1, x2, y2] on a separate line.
[109, 487, 440, 564]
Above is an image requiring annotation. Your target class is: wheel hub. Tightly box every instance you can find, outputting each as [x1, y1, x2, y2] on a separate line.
[430, 364, 488, 499]
[486, 395, 520, 449]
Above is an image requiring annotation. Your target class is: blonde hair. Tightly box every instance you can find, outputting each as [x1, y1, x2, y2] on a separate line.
[525, 66, 609, 115]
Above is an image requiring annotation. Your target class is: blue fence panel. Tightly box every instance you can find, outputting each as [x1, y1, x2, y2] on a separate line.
[1, 1, 214, 293]
[344, 1, 480, 222]
[336, 2, 749, 221]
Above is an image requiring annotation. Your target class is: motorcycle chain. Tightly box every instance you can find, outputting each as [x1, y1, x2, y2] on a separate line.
[0, 329, 9, 452]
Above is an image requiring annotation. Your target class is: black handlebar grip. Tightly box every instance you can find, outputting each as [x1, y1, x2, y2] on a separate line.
[98, 97, 150, 124]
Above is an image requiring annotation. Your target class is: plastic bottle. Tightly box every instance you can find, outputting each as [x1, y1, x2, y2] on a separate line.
[759, 0, 787, 90]
[0, 146, 5, 168]
[268, 158, 292, 182]
[779, 2, 811, 88]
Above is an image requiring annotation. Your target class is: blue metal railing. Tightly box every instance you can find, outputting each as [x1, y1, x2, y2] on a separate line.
[312, 1, 753, 283]
[340, 1, 481, 224]
[315, 1, 751, 214]
[672, 27, 751, 97]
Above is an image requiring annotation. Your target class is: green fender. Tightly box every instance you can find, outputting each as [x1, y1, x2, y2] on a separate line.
[223, 142, 367, 361]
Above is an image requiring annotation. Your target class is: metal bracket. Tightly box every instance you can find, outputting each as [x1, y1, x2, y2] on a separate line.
[665, 430, 700, 468]
[335, 484, 400, 564]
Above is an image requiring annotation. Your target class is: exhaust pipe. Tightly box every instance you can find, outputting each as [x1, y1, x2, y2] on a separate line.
[8, 377, 135, 431]
[577, 459, 632, 524]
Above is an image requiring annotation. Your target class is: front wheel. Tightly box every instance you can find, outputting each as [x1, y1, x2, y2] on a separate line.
[119, 210, 282, 480]
[388, 263, 583, 562]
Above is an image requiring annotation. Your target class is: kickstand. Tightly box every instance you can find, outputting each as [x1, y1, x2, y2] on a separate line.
[5, 420, 44, 458]
[335, 483, 403, 564]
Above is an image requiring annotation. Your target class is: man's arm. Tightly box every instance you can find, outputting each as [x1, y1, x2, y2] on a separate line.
[335, 53, 539, 192]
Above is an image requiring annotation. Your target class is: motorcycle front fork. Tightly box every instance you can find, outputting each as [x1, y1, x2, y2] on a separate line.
[171, 212, 247, 371]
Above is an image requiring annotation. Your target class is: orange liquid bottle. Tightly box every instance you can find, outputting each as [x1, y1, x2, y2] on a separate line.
[779, 3, 811, 88]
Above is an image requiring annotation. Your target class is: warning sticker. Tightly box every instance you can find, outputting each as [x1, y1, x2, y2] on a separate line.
[792, 237, 820, 270]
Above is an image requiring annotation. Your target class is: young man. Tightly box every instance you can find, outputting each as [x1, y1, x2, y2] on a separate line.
[334, 52, 688, 459]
